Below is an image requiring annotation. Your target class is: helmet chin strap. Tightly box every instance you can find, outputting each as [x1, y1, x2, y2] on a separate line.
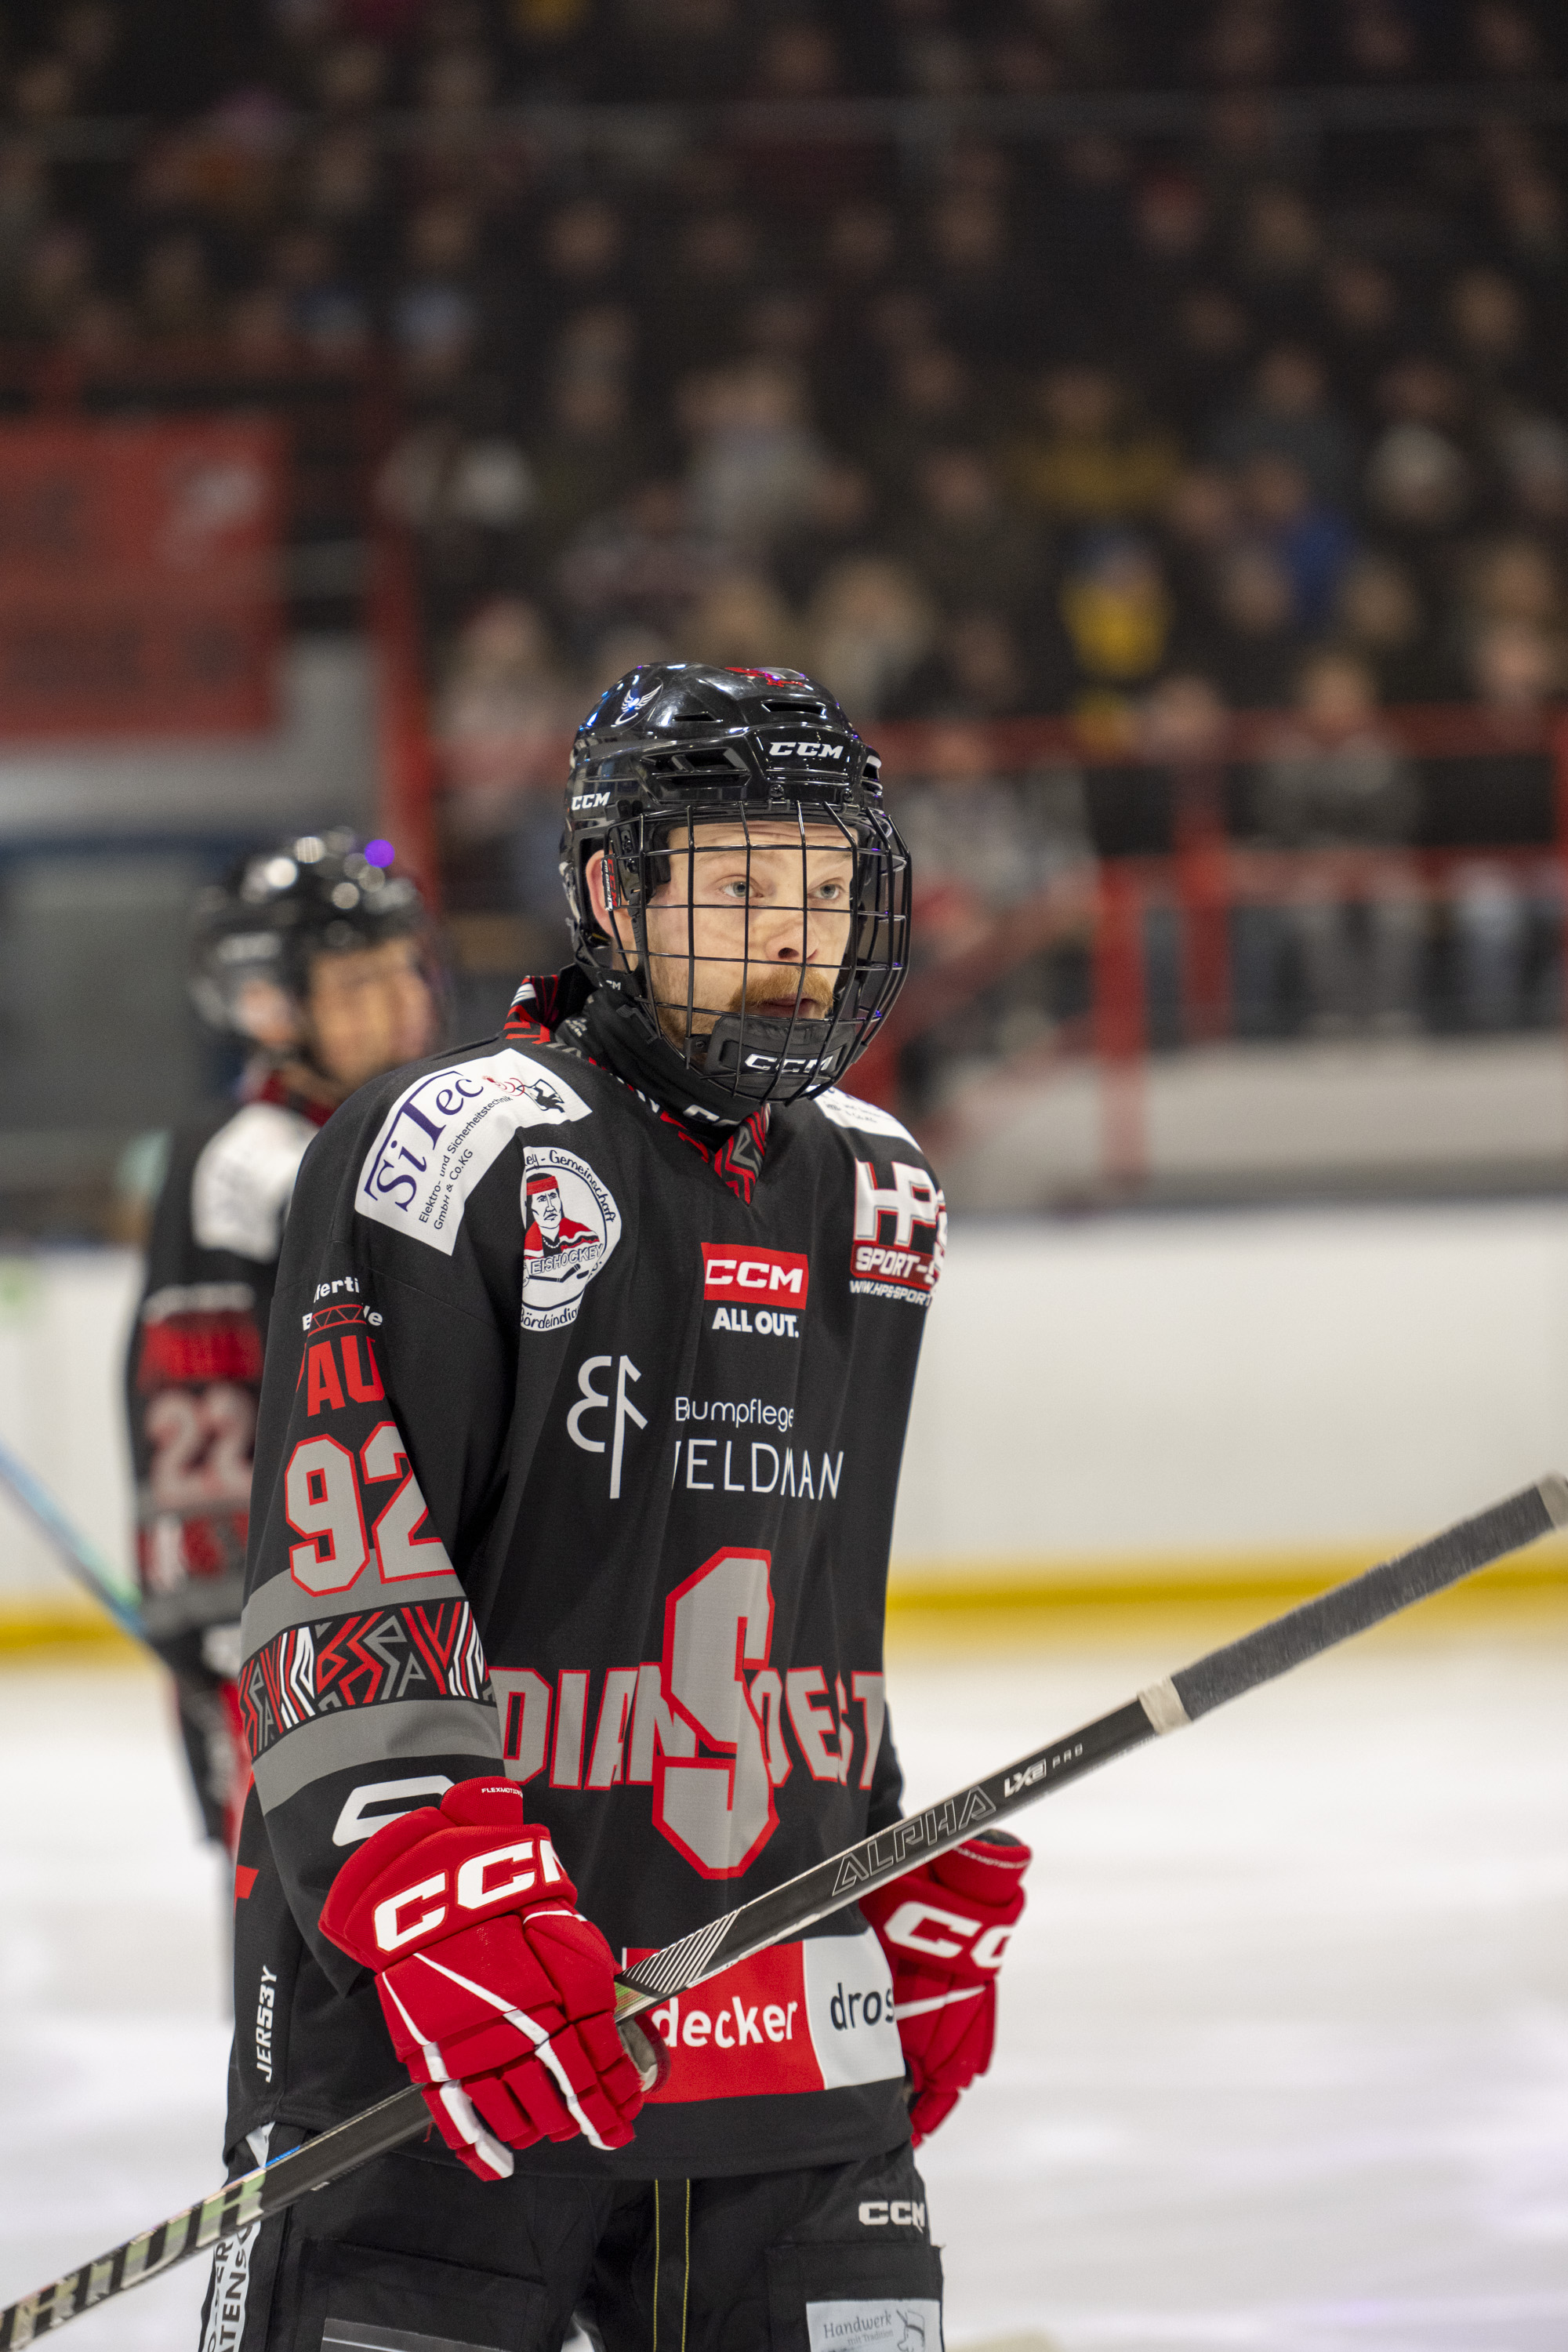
[583, 978, 851, 1126]
[701, 1005, 851, 1094]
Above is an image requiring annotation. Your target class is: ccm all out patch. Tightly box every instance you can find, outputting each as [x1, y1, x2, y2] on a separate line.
[703, 1243, 809, 1338]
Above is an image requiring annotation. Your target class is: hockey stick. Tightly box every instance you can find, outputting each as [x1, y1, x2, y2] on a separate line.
[0, 1433, 146, 1648]
[3, 1470, 1563, 2347]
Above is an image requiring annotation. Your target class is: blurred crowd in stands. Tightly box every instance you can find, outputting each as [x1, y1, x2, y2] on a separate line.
[3, 0, 1568, 1061]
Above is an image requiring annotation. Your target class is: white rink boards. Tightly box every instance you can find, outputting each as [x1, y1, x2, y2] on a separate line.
[1, 1616, 1565, 2351]
[13, 1205, 1568, 1632]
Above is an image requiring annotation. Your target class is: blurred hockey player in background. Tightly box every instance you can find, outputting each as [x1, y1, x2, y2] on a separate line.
[125, 833, 439, 1854]
[212, 669, 1030, 2350]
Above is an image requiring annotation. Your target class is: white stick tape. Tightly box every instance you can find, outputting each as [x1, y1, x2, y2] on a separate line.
[1138, 1677, 1191, 1736]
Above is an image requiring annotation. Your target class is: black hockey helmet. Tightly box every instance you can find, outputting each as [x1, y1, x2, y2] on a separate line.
[560, 662, 910, 1113]
[191, 828, 432, 1038]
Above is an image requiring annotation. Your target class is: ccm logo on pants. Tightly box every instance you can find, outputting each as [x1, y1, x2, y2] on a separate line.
[372, 1834, 563, 1951]
[858, 2201, 927, 2229]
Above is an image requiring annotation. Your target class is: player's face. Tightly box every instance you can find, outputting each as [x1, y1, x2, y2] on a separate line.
[306, 936, 437, 1092]
[590, 822, 855, 1047]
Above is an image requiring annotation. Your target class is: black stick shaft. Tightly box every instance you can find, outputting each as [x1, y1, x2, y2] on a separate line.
[616, 1473, 1567, 2007]
[5, 1471, 1561, 2346]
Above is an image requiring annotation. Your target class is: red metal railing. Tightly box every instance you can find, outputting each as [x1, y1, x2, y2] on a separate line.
[850, 708, 1568, 1183]
[0, 347, 453, 880]
[406, 695, 1568, 1196]
[414, 706, 1568, 1147]
[0, 348, 1559, 1087]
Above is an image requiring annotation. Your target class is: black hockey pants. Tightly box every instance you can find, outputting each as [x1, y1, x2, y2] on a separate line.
[199, 2130, 942, 2352]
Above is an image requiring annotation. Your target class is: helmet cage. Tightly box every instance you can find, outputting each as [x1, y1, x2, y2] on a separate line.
[560, 665, 913, 1109]
[572, 782, 909, 1108]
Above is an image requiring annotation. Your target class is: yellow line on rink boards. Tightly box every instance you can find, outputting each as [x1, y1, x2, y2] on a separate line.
[0, 1600, 140, 1655]
[885, 1542, 1568, 1650]
[2, 1539, 1564, 1660]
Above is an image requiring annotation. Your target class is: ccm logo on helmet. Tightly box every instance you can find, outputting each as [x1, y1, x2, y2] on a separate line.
[570, 790, 612, 811]
[877, 1899, 1014, 1971]
[765, 741, 846, 760]
[372, 1833, 563, 1953]
[702, 1243, 810, 1305]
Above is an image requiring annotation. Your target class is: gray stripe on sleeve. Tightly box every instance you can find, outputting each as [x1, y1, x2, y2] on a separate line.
[241, 1570, 466, 1661]
[250, 1698, 503, 1813]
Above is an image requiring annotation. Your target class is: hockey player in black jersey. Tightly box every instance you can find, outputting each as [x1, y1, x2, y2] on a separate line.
[212, 668, 1031, 2350]
[125, 834, 437, 1852]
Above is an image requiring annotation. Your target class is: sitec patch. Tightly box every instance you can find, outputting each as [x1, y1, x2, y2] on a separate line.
[702, 1244, 810, 1306]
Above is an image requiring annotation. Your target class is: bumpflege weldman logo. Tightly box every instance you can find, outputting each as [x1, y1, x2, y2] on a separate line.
[521, 1147, 621, 1332]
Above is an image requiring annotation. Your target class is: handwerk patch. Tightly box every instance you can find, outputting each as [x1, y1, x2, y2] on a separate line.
[815, 1087, 921, 1148]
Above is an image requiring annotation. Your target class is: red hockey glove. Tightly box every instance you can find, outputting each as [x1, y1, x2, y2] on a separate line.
[320, 1778, 652, 2180]
[859, 1829, 1031, 2145]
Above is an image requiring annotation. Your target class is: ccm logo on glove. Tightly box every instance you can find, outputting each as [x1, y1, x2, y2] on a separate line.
[372, 1833, 563, 1951]
[321, 1778, 654, 2182]
[874, 1900, 1014, 1971]
[859, 1829, 1031, 2147]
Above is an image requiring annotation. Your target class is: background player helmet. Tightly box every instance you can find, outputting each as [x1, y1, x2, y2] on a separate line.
[560, 663, 911, 1108]
[190, 829, 430, 1038]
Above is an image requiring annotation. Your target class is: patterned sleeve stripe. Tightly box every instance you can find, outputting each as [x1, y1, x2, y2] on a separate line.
[241, 1568, 465, 1662]
[249, 1698, 503, 1813]
[239, 1599, 489, 1762]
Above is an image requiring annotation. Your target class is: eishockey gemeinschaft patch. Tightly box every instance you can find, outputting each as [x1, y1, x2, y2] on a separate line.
[521, 1147, 622, 1332]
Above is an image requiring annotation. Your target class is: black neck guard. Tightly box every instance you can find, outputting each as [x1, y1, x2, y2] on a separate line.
[583, 983, 757, 1131]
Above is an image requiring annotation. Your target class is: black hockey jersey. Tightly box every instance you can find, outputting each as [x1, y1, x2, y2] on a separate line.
[230, 1002, 946, 2180]
[127, 1073, 332, 1658]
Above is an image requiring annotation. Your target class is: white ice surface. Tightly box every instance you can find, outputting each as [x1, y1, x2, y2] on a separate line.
[1, 1621, 1565, 2351]
[904, 1617, 1568, 2351]
[0, 1663, 233, 2351]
